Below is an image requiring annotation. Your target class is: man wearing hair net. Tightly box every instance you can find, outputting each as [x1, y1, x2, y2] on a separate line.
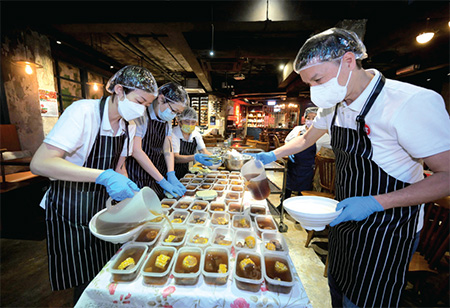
[30, 65, 158, 303]
[172, 107, 213, 178]
[250, 28, 450, 307]
[282, 107, 331, 206]
[120, 82, 189, 200]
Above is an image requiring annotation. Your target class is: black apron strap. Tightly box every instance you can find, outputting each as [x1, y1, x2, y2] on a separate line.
[356, 74, 385, 125]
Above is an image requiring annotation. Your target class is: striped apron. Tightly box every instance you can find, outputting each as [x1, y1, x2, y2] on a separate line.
[174, 136, 197, 179]
[45, 97, 126, 290]
[127, 107, 168, 199]
[328, 74, 420, 307]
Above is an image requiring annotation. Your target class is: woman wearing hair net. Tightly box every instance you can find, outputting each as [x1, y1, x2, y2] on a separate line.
[250, 28, 450, 307]
[30, 65, 158, 302]
[121, 82, 189, 200]
[172, 107, 213, 178]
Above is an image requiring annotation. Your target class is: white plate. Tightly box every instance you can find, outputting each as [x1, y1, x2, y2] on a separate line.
[283, 196, 342, 231]
[89, 209, 146, 244]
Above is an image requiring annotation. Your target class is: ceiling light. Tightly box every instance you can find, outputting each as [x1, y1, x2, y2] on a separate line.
[416, 32, 434, 44]
[209, 50, 214, 56]
[279, 64, 285, 71]
[56, 40, 62, 45]
[448, 21, 450, 27]
[13, 60, 43, 75]
[427, 78, 431, 82]
[233, 73, 245, 80]
[267, 100, 276, 106]
[110, 65, 114, 69]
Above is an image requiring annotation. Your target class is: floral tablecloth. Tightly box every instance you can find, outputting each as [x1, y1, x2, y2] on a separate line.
[76, 192, 312, 308]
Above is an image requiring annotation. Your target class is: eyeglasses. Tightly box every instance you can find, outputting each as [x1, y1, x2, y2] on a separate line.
[164, 97, 183, 116]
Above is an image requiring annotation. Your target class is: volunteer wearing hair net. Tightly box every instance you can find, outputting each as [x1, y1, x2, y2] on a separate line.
[30, 65, 157, 302]
[172, 107, 213, 178]
[122, 82, 188, 200]
[251, 28, 450, 307]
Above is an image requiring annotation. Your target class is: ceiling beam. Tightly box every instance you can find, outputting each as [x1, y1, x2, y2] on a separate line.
[165, 30, 212, 92]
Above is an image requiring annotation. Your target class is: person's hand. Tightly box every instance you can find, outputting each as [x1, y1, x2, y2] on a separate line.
[247, 151, 277, 165]
[157, 178, 184, 198]
[167, 171, 187, 194]
[194, 153, 213, 166]
[330, 196, 384, 226]
[95, 169, 140, 201]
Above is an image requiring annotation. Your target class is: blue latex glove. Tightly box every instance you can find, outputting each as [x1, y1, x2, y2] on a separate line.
[330, 196, 385, 227]
[289, 155, 295, 163]
[194, 153, 213, 166]
[167, 171, 187, 194]
[156, 178, 184, 198]
[247, 151, 277, 165]
[95, 169, 140, 201]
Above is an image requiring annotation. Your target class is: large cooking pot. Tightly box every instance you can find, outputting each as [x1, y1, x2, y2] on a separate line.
[224, 153, 253, 171]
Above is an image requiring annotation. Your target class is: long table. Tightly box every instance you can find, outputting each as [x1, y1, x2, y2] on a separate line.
[76, 188, 312, 308]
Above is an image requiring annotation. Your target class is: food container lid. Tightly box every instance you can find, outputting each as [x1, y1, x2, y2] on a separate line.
[262, 252, 295, 287]
[109, 243, 148, 274]
[196, 190, 218, 201]
[140, 246, 177, 278]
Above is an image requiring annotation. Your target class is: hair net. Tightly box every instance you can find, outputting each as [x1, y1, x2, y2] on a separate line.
[106, 65, 158, 95]
[159, 82, 189, 107]
[294, 28, 368, 73]
[304, 107, 318, 117]
[177, 107, 198, 122]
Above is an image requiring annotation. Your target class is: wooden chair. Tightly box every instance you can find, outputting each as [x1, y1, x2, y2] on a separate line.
[256, 141, 270, 152]
[408, 196, 450, 297]
[246, 139, 258, 147]
[300, 154, 336, 277]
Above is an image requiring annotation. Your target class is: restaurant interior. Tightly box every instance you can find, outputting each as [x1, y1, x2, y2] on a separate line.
[1, 1, 449, 307]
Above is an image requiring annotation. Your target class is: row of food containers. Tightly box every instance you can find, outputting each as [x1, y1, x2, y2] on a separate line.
[108, 227, 294, 294]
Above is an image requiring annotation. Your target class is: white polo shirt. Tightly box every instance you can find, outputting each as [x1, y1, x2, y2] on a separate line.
[44, 97, 135, 166]
[134, 103, 172, 138]
[313, 69, 450, 184]
[172, 126, 206, 153]
[286, 125, 331, 153]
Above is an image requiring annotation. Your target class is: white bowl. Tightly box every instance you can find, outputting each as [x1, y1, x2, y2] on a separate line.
[89, 209, 146, 244]
[282, 196, 341, 231]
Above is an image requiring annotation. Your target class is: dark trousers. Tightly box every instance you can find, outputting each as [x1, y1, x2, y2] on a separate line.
[73, 280, 90, 305]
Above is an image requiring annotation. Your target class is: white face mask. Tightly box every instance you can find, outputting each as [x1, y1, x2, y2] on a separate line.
[310, 60, 352, 109]
[118, 93, 146, 121]
[305, 119, 314, 128]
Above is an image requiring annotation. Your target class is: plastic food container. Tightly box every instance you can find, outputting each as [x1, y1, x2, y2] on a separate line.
[173, 200, 192, 211]
[212, 184, 226, 192]
[132, 223, 163, 247]
[183, 174, 195, 179]
[249, 204, 268, 221]
[185, 183, 199, 191]
[210, 212, 230, 228]
[141, 246, 177, 285]
[206, 174, 217, 179]
[262, 252, 295, 294]
[195, 174, 205, 179]
[229, 185, 245, 193]
[161, 225, 188, 249]
[190, 179, 203, 184]
[229, 179, 243, 186]
[229, 175, 242, 180]
[109, 243, 148, 282]
[230, 171, 241, 175]
[161, 198, 177, 210]
[198, 183, 214, 190]
[216, 179, 229, 186]
[232, 214, 252, 230]
[180, 178, 191, 184]
[228, 202, 244, 216]
[225, 191, 241, 201]
[187, 211, 210, 227]
[186, 226, 211, 249]
[209, 201, 227, 214]
[234, 249, 263, 292]
[169, 210, 190, 225]
[203, 247, 230, 285]
[211, 227, 234, 251]
[216, 174, 228, 179]
[233, 229, 258, 252]
[172, 246, 204, 285]
[255, 215, 278, 238]
[203, 179, 216, 185]
[261, 232, 289, 255]
[189, 200, 209, 212]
